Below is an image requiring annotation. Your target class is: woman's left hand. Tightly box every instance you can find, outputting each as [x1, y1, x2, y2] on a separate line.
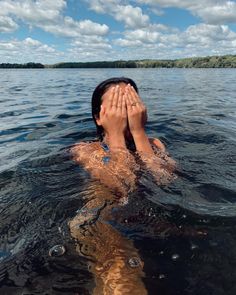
[124, 84, 147, 135]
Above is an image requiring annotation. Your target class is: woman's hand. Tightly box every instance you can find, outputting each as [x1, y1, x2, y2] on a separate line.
[125, 84, 153, 154]
[124, 84, 147, 135]
[99, 85, 127, 150]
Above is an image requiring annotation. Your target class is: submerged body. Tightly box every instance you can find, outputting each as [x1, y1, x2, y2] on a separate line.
[69, 78, 177, 294]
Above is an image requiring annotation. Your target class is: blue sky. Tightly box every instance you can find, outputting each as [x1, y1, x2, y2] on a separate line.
[0, 0, 236, 63]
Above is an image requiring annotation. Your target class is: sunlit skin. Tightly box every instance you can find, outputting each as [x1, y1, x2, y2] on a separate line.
[96, 83, 160, 153]
[69, 82, 176, 294]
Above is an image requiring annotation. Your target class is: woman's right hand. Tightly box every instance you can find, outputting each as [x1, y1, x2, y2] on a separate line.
[99, 85, 127, 138]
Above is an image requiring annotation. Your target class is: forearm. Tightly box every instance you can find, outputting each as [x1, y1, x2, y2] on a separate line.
[108, 133, 127, 151]
[132, 129, 154, 154]
[137, 146, 177, 185]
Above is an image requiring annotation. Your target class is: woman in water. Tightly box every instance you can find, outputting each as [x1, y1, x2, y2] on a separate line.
[69, 77, 176, 294]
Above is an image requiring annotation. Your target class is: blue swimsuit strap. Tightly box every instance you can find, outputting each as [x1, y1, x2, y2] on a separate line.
[101, 142, 110, 163]
[101, 142, 109, 152]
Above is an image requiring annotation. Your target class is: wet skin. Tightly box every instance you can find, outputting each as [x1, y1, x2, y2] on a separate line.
[69, 83, 176, 294]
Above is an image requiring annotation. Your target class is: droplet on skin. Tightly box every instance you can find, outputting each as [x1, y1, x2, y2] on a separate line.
[49, 245, 66, 257]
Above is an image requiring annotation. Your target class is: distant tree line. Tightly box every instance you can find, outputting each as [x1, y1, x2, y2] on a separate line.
[0, 62, 44, 68]
[1, 55, 236, 68]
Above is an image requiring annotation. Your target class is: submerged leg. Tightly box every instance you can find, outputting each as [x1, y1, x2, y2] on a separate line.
[69, 217, 147, 295]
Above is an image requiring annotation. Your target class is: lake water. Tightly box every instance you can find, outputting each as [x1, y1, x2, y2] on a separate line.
[0, 68, 236, 295]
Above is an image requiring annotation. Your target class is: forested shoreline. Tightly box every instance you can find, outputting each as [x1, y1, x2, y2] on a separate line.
[1, 55, 236, 68]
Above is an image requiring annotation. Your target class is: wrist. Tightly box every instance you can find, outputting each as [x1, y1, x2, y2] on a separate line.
[131, 129, 147, 139]
[107, 133, 126, 150]
[132, 130, 154, 154]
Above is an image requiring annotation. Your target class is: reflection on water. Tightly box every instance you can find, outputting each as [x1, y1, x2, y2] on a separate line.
[0, 69, 236, 294]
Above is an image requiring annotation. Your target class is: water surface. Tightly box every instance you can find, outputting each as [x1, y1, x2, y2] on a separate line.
[0, 68, 236, 294]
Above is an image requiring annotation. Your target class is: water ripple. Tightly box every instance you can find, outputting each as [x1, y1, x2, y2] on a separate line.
[0, 68, 236, 294]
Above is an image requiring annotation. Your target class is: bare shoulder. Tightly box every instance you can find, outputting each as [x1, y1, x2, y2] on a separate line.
[70, 141, 100, 164]
[149, 137, 166, 152]
[149, 137, 177, 172]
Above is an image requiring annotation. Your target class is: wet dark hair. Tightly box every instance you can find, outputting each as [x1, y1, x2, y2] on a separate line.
[91, 77, 139, 141]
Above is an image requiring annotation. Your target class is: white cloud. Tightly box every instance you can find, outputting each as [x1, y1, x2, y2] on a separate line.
[195, 1, 236, 24]
[72, 35, 111, 49]
[123, 29, 160, 43]
[149, 7, 165, 16]
[66, 34, 113, 61]
[23, 37, 41, 46]
[0, 41, 16, 50]
[0, 0, 66, 24]
[137, 0, 236, 24]
[0, 0, 236, 63]
[0, 0, 109, 37]
[114, 38, 143, 47]
[41, 17, 109, 37]
[0, 35, 112, 63]
[114, 4, 149, 28]
[86, 0, 150, 28]
[0, 37, 61, 63]
[184, 23, 236, 44]
[0, 16, 18, 32]
[114, 23, 236, 59]
[114, 22, 178, 46]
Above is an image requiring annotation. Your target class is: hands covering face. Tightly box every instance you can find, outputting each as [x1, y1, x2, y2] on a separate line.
[99, 84, 147, 137]
[124, 84, 147, 135]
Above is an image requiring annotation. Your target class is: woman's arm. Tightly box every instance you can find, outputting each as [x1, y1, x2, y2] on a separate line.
[149, 137, 166, 152]
[124, 84, 153, 154]
[124, 85, 176, 184]
[70, 85, 138, 195]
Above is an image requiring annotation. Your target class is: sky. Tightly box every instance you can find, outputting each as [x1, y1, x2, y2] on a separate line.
[0, 0, 236, 64]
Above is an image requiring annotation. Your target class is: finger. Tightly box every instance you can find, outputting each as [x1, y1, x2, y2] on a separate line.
[112, 85, 119, 109]
[108, 86, 115, 109]
[125, 93, 133, 113]
[124, 92, 131, 107]
[128, 84, 144, 105]
[117, 87, 122, 109]
[121, 94, 127, 117]
[126, 87, 136, 107]
[129, 84, 141, 101]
